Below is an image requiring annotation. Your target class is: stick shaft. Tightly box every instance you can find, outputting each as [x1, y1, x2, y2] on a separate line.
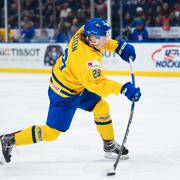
[129, 57, 135, 86]
[113, 57, 135, 171]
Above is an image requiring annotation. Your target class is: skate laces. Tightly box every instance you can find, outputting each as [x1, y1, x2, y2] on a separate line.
[1, 135, 14, 156]
[7, 144, 14, 157]
[105, 140, 121, 152]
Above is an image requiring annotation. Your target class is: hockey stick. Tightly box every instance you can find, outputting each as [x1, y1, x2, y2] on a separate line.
[107, 57, 135, 176]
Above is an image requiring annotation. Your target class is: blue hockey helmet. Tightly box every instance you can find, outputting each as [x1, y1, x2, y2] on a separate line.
[84, 18, 111, 39]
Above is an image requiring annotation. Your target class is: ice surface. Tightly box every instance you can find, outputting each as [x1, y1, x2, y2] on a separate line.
[0, 73, 180, 180]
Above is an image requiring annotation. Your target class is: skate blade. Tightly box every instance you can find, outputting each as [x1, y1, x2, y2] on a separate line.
[104, 152, 129, 160]
[0, 141, 6, 165]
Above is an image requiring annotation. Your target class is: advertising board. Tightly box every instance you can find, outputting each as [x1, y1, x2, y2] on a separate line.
[0, 43, 179, 76]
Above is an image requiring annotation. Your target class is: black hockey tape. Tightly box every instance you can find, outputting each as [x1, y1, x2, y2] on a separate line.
[107, 172, 116, 176]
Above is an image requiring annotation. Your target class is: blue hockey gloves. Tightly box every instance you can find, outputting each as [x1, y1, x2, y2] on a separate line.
[120, 82, 141, 102]
[115, 40, 136, 63]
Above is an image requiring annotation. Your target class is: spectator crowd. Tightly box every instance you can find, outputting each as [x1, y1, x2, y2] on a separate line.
[0, 0, 179, 43]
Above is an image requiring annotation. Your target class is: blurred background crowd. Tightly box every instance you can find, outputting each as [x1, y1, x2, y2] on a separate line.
[0, 0, 179, 43]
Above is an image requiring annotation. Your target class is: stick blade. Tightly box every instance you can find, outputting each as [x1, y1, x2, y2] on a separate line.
[107, 172, 116, 176]
[0, 142, 5, 165]
[106, 167, 116, 176]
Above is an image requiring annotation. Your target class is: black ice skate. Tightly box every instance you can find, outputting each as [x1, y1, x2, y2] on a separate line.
[0, 134, 15, 164]
[103, 140, 129, 160]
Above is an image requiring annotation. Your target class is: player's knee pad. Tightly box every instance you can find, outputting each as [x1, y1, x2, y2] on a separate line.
[40, 125, 61, 142]
[92, 99, 110, 117]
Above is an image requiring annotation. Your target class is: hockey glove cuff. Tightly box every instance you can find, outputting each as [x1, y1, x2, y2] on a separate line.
[121, 82, 141, 102]
[115, 40, 136, 63]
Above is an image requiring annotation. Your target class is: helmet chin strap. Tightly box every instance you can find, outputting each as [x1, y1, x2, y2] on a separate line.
[87, 37, 99, 48]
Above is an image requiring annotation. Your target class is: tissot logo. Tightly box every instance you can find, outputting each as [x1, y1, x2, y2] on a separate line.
[0, 48, 40, 56]
[152, 45, 180, 68]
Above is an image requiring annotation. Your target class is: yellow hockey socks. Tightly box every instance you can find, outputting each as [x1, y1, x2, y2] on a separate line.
[95, 116, 114, 140]
[92, 99, 114, 140]
[15, 125, 60, 146]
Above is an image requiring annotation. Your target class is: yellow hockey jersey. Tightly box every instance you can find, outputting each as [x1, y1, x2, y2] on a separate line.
[50, 27, 123, 98]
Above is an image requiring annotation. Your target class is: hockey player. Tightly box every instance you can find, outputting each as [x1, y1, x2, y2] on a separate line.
[0, 18, 141, 164]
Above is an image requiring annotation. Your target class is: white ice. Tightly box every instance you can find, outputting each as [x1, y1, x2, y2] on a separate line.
[0, 73, 180, 180]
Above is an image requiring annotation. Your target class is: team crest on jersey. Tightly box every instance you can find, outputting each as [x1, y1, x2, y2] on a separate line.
[87, 60, 101, 69]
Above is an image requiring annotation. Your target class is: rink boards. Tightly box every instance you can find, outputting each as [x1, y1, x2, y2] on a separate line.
[0, 42, 179, 77]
